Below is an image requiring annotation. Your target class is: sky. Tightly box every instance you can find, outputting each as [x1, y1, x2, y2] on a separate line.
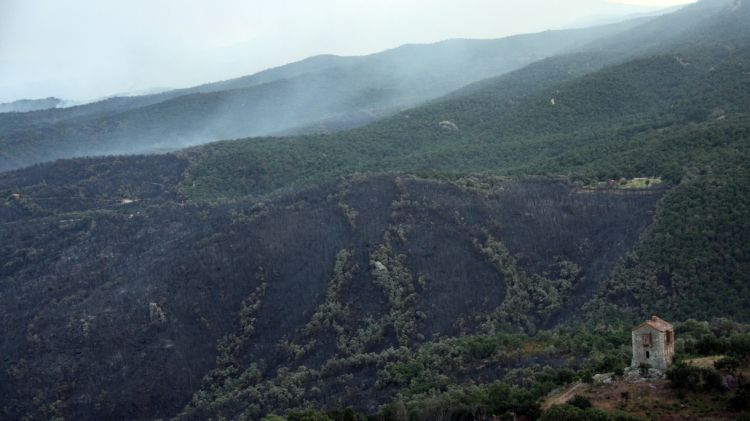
[0, 0, 696, 103]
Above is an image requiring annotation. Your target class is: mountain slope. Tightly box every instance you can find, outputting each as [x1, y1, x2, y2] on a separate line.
[0, 20, 647, 173]
[179, 43, 750, 200]
[0, 167, 663, 420]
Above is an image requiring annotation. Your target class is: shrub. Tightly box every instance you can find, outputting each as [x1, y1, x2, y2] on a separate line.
[666, 364, 703, 390]
[540, 405, 585, 421]
[462, 336, 498, 359]
[728, 335, 750, 359]
[666, 364, 724, 391]
[326, 409, 367, 421]
[568, 395, 592, 410]
[693, 336, 727, 355]
[540, 404, 646, 421]
[286, 410, 333, 421]
[714, 356, 741, 373]
[557, 368, 577, 384]
[731, 385, 750, 411]
[597, 354, 628, 374]
[261, 415, 287, 421]
[701, 368, 725, 391]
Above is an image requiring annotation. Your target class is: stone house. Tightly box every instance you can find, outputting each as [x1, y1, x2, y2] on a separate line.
[631, 316, 675, 370]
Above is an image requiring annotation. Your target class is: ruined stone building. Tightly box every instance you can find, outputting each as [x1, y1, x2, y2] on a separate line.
[631, 316, 675, 370]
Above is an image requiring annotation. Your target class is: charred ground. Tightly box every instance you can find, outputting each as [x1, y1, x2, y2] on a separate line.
[0, 160, 662, 419]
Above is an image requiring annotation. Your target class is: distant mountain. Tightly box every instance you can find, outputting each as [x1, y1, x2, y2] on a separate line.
[0, 19, 649, 172]
[0, 97, 62, 113]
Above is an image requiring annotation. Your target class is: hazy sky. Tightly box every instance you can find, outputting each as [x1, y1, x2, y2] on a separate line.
[0, 0, 696, 103]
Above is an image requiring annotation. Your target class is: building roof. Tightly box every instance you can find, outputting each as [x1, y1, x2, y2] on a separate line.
[633, 315, 673, 332]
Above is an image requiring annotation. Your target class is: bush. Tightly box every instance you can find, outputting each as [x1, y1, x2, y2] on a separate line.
[701, 369, 725, 392]
[261, 415, 287, 421]
[557, 368, 577, 385]
[666, 364, 703, 390]
[286, 410, 333, 421]
[666, 364, 724, 391]
[540, 405, 586, 421]
[540, 404, 646, 421]
[693, 336, 727, 355]
[461, 336, 499, 359]
[728, 335, 750, 359]
[731, 385, 750, 411]
[380, 400, 409, 421]
[568, 395, 592, 410]
[714, 356, 741, 373]
[326, 409, 367, 421]
[596, 354, 628, 374]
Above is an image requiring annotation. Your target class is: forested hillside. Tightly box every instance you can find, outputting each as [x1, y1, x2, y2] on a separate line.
[180, 45, 750, 199]
[1, 0, 749, 419]
[0, 20, 644, 173]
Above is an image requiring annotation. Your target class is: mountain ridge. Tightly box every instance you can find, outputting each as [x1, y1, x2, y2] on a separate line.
[0, 18, 651, 172]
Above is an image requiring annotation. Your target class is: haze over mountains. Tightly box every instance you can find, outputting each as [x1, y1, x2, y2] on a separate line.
[1, 0, 749, 420]
[0, 19, 650, 172]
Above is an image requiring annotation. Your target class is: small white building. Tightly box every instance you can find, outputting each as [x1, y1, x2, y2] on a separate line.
[631, 316, 675, 370]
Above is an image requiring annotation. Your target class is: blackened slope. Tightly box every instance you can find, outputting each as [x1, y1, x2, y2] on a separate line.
[0, 174, 661, 420]
[173, 176, 662, 419]
[0, 155, 188, 222]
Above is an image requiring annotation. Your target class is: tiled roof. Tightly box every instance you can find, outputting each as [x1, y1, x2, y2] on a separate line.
[633, 315, 673, 332]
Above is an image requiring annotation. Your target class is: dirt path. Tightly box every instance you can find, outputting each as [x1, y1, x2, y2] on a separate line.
[541, 381, 586, 410]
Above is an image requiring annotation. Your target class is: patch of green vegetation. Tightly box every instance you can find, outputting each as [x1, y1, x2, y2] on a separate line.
[475, 234, 582, 333]
[584, 144, 750, 325]
[541, 404, 646, 421]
